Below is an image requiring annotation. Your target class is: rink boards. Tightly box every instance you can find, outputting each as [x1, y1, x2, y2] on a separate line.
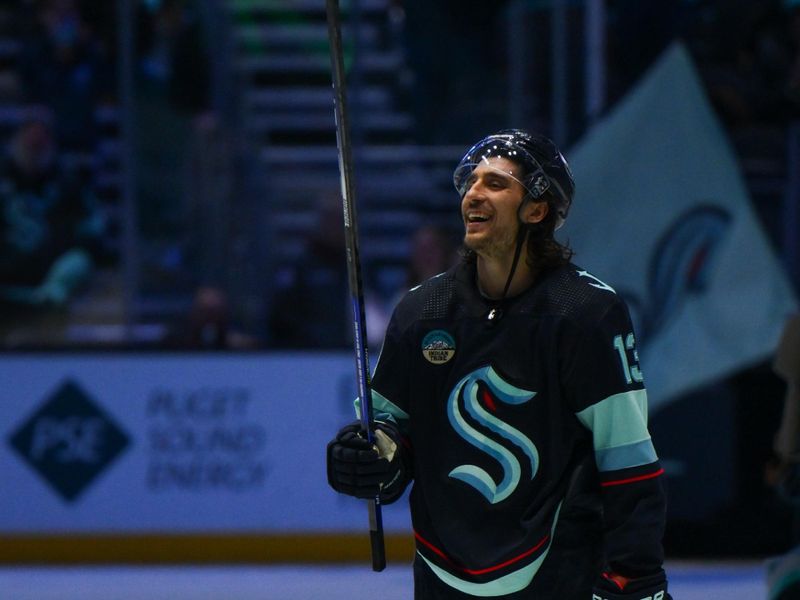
[0, 353, 412, 562]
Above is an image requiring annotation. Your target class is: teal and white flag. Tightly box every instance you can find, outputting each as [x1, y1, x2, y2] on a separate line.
[561, 42, 798, 412]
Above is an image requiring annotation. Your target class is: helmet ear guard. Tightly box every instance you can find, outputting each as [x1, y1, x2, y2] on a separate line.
[528, 173, 550, 200]
[453, 129, 575, 229]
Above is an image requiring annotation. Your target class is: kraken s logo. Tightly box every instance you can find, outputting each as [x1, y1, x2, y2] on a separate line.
[447, 366, 539, 504]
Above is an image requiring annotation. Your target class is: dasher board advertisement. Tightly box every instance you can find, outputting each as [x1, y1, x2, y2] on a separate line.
[0, 353, 411, 533]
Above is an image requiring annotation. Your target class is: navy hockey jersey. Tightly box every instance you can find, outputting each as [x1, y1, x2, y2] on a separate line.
[363, 261, 667, 598]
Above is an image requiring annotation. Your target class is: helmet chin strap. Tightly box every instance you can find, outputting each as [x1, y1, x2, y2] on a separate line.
[499, 200, 531, 300]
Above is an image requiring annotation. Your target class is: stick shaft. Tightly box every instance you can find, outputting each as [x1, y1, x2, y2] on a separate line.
[325, 0, 386, 572]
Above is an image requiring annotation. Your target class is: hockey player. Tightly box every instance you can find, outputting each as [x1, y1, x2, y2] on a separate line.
[327, 129, 671, 599]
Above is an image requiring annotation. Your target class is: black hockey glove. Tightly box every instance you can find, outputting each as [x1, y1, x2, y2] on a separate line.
[591, 570, 671, 600]
[327, 420, 407, 503]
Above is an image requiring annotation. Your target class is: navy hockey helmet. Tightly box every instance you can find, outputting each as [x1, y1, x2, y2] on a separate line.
[453, 129, 575, 229]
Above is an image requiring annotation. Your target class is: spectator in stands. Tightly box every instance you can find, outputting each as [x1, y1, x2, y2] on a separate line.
[163, 285, 259, 350]
[404, 223, 459, 289]
[267, 191, 387, 350]
[268, 191, 352, 349]
[384, 223, 460, 314]
[16, 0, 114, 152]
[0, 116, 105, 344]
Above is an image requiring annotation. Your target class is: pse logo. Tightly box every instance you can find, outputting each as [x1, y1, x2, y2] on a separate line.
[8, 380, 131, 502]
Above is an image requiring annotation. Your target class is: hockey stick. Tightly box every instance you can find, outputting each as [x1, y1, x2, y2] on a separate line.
[325, 0, 386, 573]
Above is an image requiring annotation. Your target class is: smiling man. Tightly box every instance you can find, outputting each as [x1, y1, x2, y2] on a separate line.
[327, 130, 671, 599]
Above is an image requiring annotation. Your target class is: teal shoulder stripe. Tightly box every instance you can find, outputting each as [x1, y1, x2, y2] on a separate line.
[594, 438, 657, 472]
[575, 389, 653, 456]
[354, 389, 410, 430]
[418, 503, 562, 596]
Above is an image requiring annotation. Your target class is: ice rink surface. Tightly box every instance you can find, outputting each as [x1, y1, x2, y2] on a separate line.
[0, 560, 767, 599]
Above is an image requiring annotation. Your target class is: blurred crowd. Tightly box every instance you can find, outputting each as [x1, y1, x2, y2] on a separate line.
[0, 0, 797, 350]
[0, 0, 114, 345]
[0, 0, 215, 347]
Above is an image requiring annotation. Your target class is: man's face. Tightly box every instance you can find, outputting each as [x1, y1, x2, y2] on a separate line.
[461, 157, 527, 260]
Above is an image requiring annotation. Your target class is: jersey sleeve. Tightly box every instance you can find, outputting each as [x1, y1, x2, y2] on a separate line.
[354, 310, 412, 433]
[562, 298, 667, 577]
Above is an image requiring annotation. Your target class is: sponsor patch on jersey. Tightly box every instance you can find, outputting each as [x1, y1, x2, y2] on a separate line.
[421, 330, 456, 364]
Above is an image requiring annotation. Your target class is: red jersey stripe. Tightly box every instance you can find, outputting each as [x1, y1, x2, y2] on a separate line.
[601, 467, 665, 487]
[414, 530, 549, 576]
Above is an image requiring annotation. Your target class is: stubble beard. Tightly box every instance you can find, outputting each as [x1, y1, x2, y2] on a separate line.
[463, 226, 519, 262]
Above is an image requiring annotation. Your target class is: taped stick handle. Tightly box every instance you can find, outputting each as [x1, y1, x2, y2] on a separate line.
[325, 0, 386, 572]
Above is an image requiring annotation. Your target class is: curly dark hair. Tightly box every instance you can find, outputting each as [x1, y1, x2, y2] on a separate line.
[523, 191, 574, 269]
